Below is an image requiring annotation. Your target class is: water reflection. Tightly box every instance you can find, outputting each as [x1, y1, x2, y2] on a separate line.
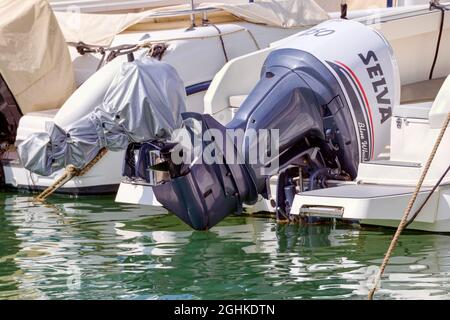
[0, 191, 450, 300]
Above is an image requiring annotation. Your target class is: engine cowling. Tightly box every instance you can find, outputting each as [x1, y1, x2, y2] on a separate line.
[139, 19, 400, 230]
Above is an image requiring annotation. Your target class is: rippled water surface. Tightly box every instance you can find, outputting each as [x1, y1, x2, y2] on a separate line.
[1, 191, 450, 300]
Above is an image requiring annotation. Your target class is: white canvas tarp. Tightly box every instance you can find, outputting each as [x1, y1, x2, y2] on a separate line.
[315, 0, 388, 12]
[210, 0, 390, 26]
[55, 9, 153, 47]
[49, 0, 388, 14]
[49, 0, 247, 13]
[55, 0, 335, 46]
[0, 0, 75, 114]
[55, 0, 390, 47]
[202, 0, 330, 28]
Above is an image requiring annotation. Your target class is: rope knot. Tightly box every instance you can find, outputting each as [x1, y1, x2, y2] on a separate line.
[66, 164, 79, 176]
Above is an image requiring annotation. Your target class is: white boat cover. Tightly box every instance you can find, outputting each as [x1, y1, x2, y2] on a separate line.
[55, 0, 332, 46]
[18, 58, 186, 176]
[0, 0, 75, 114]
[314, 0, 387, 11]
[49, 0, 388, 13]
[202, 0, 330, 28]
[49, 0, 247, 13]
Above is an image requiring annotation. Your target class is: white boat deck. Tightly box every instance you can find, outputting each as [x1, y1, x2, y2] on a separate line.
[294, 184, 429, 199]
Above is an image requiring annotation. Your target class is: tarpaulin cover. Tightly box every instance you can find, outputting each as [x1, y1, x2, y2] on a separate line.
[55, 0, 332, 46]
[54, 0, 389, 47]
[203, 0, 329, 28]
[0, 0, 75, 114]
[18, 57, 186, 176]
[314, 0, 387, 12]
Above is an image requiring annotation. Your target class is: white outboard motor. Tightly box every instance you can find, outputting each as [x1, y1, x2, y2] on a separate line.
[270, 19, 400, 163]
[125, 19, 400, 230]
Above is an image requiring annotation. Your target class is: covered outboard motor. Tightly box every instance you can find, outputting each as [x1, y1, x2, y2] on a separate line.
[130, 19, 399, 230]
[18, 58, 186, 176]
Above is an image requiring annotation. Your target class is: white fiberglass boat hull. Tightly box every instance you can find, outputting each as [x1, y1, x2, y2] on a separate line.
[4, 2, 447, 200]
[4, 3, 397, 194]
[117, 3, 450, 218]
[291, 184, 450, 232]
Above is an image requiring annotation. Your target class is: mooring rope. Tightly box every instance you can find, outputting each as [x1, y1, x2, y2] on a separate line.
[68, 41, 168, 70]
[68, 26, 262, 72]
[404, 163, 450, 228]
[35, 148, 108, 202]
[368, 110, 450, 300]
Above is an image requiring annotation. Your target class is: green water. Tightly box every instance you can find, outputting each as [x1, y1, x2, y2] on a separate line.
[1, 191, 449, 300]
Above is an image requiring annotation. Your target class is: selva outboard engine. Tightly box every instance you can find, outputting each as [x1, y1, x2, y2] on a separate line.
[125, 20, 400, 230]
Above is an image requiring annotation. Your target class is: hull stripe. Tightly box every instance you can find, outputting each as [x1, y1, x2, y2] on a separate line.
[334, 61, 375, 159]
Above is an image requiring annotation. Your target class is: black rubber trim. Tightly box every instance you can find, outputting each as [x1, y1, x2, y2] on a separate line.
[429, 3, 447, 79]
